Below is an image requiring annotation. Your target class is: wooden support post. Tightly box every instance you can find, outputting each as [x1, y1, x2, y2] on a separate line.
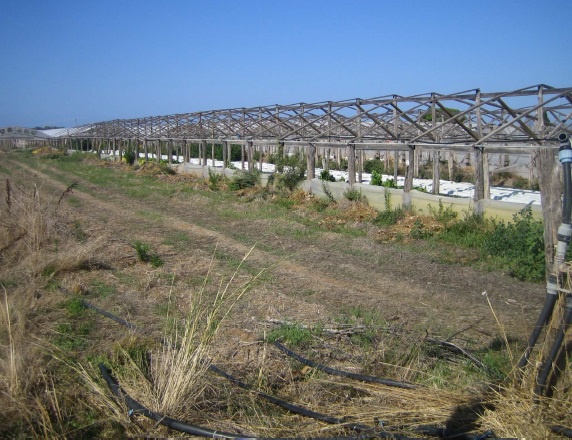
[247, 141, 253, 171]
[307, 143, 316, 180]
[201, 140, 207, 166]
[483, 152, 490, 199]
[393, 150, 398, 183]
[144, 139, 148, 162]
[474, 147, 485, 205]
[358, 150, 364, 183]
[347, 144, 356, 186]
[403, 146, 415, 208]
[222, 141, 228, 174]
[258, 146, 263, 172]
[448, 152, 455, 180]
[241, 144, 245, 169]
[118, 140, 123, 162]
[156, 141, 161, 164]
[432, 151, 440, 195]
[168, 140, 172, 165]
[536, 147, 562, 271]
[325, 148, 331, 171]
[211, 143, 215, 166]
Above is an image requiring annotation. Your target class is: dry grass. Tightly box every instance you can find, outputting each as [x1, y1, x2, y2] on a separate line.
[1, 155, 571, 437]
[104, 244, 269, 423]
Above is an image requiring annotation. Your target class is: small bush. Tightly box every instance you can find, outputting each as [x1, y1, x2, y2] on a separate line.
[277, 165, 305, 192]
[481, 206, 544, 281]
[321, 181, 337, 204]
[124, 148, 137, 165]
[207, 168, 223, 191]
[343, 187, 366, 203]
[373, 190, 405, 226]
[410, 219, 433, 239]
[133, 241, 164, 268]
[363, 159, 385, 174]
[370, 170, 383, 186]
[319, 170, 336, 182]
[429, 200, 458, 225]
[229, 170, 260, 190]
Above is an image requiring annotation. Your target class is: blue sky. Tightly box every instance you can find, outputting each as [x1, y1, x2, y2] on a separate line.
[1, 0, 570, 127]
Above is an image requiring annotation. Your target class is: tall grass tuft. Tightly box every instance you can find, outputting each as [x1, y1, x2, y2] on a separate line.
[151, 244, 266, 416]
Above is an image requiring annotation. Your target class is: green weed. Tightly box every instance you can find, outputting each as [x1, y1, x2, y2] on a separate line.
[90, 281, 116, 298]
[229, 170, 260, 190]
[343, 187, 366, 202]
[319, 170, 336, 182]
[133, 241, 164, 268]
[374, 190, 405, 226]
[266, 323, 314, 346]
[64, 297, 87, 318]
[321, 181, 337, 204]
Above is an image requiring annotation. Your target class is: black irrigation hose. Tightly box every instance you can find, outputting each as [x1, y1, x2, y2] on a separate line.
[67, 292, 409, 439]
[551, 425, 572, 438]
[99, 363, 248, 438]
[63, 287, 496, 439]
[518, 133, 572, 379]
[516, 292, 558, 370]
[273, 341, 416, 390]
[534, 296, 572, 397]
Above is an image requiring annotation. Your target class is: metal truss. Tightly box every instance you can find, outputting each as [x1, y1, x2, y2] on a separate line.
[70, 84, 572, 150]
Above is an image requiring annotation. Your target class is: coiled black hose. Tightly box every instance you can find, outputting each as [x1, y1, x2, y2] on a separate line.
[273, 342, 416, 390]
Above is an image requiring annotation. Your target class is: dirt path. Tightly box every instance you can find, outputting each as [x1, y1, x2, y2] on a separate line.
[6, 155, 546, 345]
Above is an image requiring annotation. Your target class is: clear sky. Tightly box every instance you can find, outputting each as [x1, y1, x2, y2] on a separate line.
[1, 0, 570, 128]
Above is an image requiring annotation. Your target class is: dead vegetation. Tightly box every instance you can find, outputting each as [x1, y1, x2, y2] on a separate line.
[0, 150, 570, 438]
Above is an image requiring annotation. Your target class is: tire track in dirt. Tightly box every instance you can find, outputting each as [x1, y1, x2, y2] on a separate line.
[10, 159, 409, 308]
[8, 157, 543, 338]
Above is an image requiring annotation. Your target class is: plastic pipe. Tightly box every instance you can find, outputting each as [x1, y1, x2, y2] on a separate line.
[534, 294, 572, 396]
[517, 133, 572, 372]
[99, 363, 250, 438]
[273, 341, 416, 389]
[69, 292, 389, 437]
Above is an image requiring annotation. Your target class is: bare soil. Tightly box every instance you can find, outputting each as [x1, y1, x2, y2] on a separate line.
[5, 154, 543, 344]
[1, 152, 556, 437]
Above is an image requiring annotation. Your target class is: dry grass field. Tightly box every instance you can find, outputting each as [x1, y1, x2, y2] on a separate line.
[0, 149, 570, 438]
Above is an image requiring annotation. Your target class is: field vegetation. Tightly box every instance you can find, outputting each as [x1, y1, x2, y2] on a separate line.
[0, 148, 570, 438]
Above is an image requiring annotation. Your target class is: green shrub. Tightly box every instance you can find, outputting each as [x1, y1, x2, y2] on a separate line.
[134, 241, 164, 268]
[370, 170, 383, 186]
[429, 200, 458, 225]
[207, 167, 223, 190]
[481, 206, 545, 281]
[277, 165, 305, 192]
[343, 187, 366, 203]
[124, 148, 137, 165]
[321, 181, 336, 204]
[363, 158, 385, 174]
[410, 219, 432, 239]
[229, 170, 260, 190]
[319, 170, 336, 182]
[373, 190, 405, 226]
